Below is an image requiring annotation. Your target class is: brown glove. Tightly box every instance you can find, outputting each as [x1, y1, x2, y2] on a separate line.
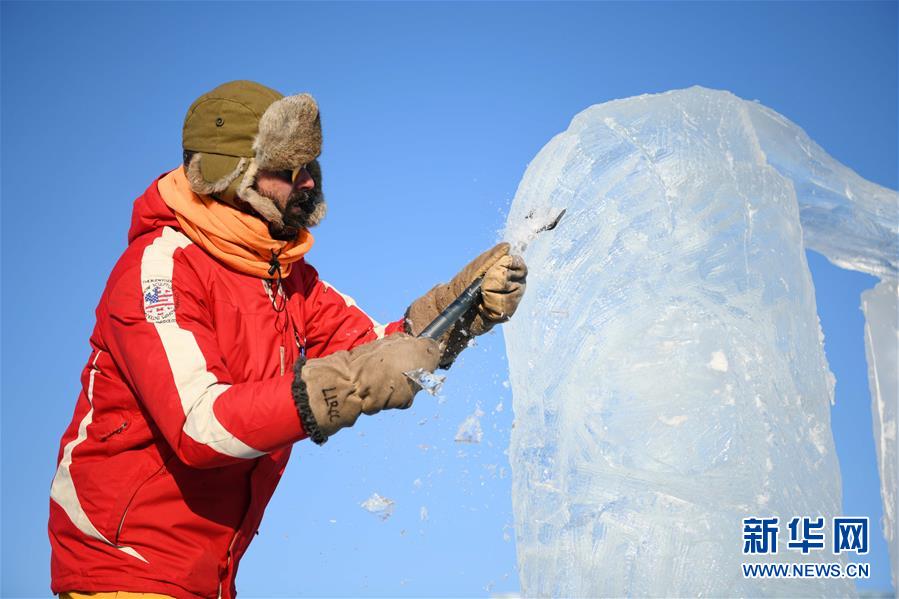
[405, 242, 528, 368]
[292, 334, 440, 444]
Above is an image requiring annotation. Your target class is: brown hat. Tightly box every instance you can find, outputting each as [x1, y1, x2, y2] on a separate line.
[182, 80, 323, 226]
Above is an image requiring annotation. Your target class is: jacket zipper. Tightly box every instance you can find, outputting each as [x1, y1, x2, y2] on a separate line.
[263, 278, 301, 374]
[99, 421, 128, 441]
[219, 531, 239, 599]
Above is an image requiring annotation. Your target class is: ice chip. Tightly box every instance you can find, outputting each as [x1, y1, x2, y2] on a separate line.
[404, 368, 446, 396]
[455, 406, 485, 444]
[360, 492, 395, 521]
[508, 206, 569, 254]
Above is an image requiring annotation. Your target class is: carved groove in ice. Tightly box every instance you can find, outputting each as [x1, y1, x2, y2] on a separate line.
[504, 86, 898, 597]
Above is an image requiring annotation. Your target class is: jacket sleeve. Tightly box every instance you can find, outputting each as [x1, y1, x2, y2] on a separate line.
[102, 238, 307, 469]
[299, 262, 406, 359]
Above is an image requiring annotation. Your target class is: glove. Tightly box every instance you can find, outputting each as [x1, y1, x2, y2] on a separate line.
[292, 334, 440, 445]
[405, 242, 528, 368]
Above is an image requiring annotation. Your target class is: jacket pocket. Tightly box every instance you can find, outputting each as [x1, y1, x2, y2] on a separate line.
[98, 420, 129, 441]
[111, 459, 167, 546]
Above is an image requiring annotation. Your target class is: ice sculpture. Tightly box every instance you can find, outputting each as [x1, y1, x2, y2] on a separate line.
[862, 279, 898, 590]
[504, 87, 897, 596]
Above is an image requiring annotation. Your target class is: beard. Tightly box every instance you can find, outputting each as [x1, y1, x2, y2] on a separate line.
[268, 187, 326, 241]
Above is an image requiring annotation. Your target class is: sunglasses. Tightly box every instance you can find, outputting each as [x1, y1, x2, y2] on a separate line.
[272, 165, 308, 184]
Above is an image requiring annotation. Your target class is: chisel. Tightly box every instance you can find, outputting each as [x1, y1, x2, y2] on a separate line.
[419, 209, 566, 340]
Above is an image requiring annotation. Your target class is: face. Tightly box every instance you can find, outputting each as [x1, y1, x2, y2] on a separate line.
[254, 166, 322, 240]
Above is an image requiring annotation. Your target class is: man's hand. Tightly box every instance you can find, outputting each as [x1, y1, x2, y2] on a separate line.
[293, 334, 441, 444]
[405, 242, 528, 368]
[480, 251, 528, 323]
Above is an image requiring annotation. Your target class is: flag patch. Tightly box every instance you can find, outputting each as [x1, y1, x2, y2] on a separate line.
[143, 278, 176, 324]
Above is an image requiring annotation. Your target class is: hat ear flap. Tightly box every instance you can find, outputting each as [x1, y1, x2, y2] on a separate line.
[303, 198, 328, 228]
[307, 159, 323, 190]
[235, 160, 285, 226]
[185, 153, 247, 196]
[302, 159, 328, 228]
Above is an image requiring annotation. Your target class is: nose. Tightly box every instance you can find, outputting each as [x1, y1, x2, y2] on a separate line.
[293, 167, 314, 190]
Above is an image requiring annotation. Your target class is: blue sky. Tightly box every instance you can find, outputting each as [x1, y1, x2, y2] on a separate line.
[1, 1, 896, 596]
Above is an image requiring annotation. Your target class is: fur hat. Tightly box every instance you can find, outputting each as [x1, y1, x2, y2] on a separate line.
[182, 80, 325, 227]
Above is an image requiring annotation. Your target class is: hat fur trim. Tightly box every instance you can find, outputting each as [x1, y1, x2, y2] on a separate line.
[304, 196, 328, 228]
[236, 160, 286, 226]
[303, 159, 327, 227]
[253, 94, 322, 170]
[185, 153, 247, 195]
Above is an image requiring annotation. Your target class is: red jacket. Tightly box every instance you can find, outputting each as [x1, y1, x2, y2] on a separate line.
[49, 177, 404, 598]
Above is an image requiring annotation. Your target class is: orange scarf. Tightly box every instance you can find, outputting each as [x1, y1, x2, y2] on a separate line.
[157, 167, 314, 278]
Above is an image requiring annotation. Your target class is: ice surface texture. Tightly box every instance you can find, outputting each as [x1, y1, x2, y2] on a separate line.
[862, 280, 898, 590]
[504, 86, 897, 597]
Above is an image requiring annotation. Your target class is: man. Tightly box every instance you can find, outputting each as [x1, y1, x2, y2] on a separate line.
[48, 80, 527, 599]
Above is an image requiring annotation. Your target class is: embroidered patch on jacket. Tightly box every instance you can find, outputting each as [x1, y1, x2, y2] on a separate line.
[142, 278, 177, 324]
